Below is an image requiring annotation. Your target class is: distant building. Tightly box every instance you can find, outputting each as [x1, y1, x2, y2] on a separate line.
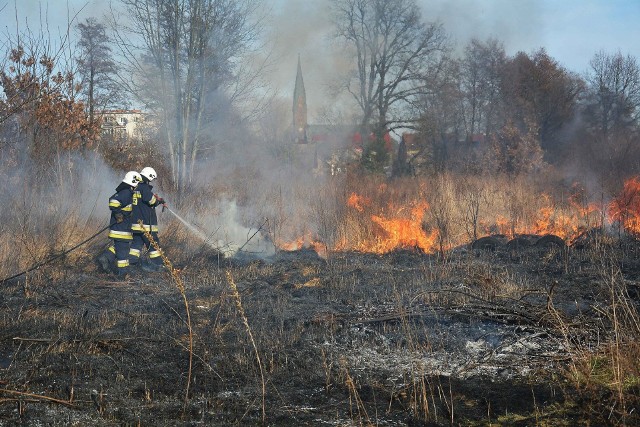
[292, 55, 308, 144]
[98, 109, 147, 140]
[291, 58, 394, 174]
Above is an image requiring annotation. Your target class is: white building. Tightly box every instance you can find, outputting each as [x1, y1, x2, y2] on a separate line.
[99, 109, 147, 140]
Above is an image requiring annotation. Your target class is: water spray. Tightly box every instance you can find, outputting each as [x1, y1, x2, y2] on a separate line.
[164, 206, 211, 244]
[163, 206, 269, 257]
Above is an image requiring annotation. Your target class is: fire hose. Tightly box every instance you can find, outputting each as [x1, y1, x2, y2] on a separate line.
[0, 222, 112, 285]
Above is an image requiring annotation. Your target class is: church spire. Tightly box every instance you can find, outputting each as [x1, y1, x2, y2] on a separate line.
[293, 54, 308, 143]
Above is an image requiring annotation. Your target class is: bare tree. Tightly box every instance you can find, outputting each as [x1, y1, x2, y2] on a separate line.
[0, 15, 73, 127]
[415, 54, 462, 172]
[0, 36, 101, 192]
[330, 0, 449, 160]
[457, 175, 487, 242]
[585, 50, 640, 142]
[581, 51, 640, 188]
[460, 38, 506, 141]
[113, 0, 265, 193]
[489, 119, 545, 177]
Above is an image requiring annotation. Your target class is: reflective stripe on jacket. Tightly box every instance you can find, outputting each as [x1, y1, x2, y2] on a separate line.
[131, 181, 160, 232]
[109, 184, 135, 241]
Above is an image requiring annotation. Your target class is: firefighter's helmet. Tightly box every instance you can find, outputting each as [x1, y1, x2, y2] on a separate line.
[123, 171, 142, 187]
[140, 167, 157, 181]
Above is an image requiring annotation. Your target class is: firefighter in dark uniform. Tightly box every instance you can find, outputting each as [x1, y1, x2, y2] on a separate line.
[96, 171, 142, 276]
[129, 166, 166, 272]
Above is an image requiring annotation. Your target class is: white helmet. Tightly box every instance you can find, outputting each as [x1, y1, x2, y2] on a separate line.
[140, 166, 157, 181]
[123, 171, 142, 187]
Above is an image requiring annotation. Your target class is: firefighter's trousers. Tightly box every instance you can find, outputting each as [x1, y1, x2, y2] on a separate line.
[109, 239, 131, 273]
[129, 231, 162, 266]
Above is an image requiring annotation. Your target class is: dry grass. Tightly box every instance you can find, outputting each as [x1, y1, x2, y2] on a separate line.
[225, 270, 266, 424]
[550, 244, 640, 424]
[142, 224, 194, 413]
[339, 357, 373, 426]
[304, 172, 606, 256]
[2, 160, 640, 425]
[0, 166, 108, 283]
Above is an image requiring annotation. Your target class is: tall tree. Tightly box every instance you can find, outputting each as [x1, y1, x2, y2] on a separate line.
[331, 0, 449, 169]
[415, 55, 463, 172]
[580, 51, 640, 187]
[584, 50, 640, 142]
[76, 18, 121, 127]
[502, 49, 583, 158]
[460, 38, 506, 141]
[490, 119, 544, 177]
[115, 0, 264, 193]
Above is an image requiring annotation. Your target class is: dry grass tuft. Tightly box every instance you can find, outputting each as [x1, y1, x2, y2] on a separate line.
[142, 225, 194, 413]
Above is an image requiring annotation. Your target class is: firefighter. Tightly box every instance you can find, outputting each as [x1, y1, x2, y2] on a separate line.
[129, 166, 166, 272]
[96, 171, 142, 276]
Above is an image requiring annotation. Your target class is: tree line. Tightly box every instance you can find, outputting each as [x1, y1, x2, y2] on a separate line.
[1, 0, 638, 194]
[331, 0, 639, 189]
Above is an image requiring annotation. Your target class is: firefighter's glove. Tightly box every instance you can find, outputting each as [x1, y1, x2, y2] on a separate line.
[115, 212, 124, 223]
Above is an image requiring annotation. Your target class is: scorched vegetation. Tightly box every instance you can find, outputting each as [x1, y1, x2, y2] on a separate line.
[1, 0, 640, 426]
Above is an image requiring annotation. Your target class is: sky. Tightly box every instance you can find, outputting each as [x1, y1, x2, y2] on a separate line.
[2, 0, 640, 119]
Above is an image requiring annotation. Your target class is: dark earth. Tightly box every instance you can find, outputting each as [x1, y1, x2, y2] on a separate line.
[1, 233, 639, 426]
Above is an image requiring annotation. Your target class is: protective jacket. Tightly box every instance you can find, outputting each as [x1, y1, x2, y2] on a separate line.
[108, 182, 135, 241]
[131, 180, 162, 232]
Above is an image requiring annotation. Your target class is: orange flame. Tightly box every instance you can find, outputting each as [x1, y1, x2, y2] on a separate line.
[369, 201, 439, 253]
[531, 198, 580, 240]
[340, 195, 438, 254]
[609, 176, 640, 236]
[480, 192, 602, 242]
[278, 233, 327, 258]
[276, 178, 638, 257]
[347, 193, 370, 212]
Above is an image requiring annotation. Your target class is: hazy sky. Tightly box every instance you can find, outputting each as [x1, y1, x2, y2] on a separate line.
[270, 0, 640, 118]
[3, 0, 640, 118]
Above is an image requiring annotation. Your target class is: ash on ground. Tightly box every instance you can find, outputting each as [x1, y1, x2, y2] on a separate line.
[0, 237, 638, 426]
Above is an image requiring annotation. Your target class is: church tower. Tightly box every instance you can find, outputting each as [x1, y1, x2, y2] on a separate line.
[292, 55, 308, 143]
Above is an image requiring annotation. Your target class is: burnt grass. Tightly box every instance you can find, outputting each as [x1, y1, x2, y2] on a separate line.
[1, 238, 640, 426]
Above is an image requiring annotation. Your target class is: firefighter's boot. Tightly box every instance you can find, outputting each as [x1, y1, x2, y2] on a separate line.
[96, 250, 115, 273]
[116, 266, 130, 279]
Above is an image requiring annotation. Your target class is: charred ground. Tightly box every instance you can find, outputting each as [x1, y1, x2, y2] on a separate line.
[1, 235, 639, 426]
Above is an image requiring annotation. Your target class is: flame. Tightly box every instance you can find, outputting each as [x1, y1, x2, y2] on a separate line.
[531, 197, 580, 240]
[276, 178, 639, 257]
[279, 233, 327, 258]
[480, 192, 602, 242]
[370, 201, 439, 253]
[339, 195, 438, 254]
[494, 216, 511, 235]
[347, 193, 370, 212]
[569, 187, 601, 219]
[609, 176, 640, 236]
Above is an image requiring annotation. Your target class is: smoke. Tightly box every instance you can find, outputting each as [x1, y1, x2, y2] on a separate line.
[262, 0, 354, 120]
[261, 0, 545, 117]
[4, 0, 638, 267]
[39, 151, 125, 234]
[75, 153, 125, 219]
[423, 0, 541, 54]
[262, 0, 639, 113]
[209, 199, 275, 258]
[0, 148, 128, 278]
[165, 199, 275, 259]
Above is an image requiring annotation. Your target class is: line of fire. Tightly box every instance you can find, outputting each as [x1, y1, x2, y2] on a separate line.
[279, 56, 640, 257]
